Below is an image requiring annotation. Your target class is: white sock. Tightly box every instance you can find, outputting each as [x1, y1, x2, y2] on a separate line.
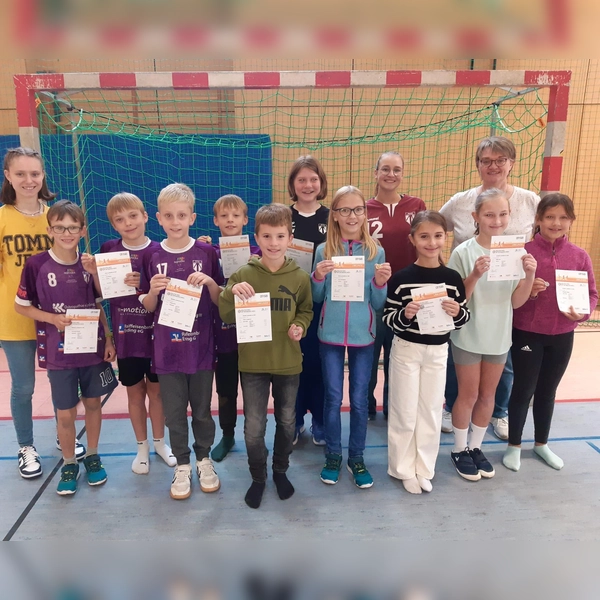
[416, 475, 433, 493]
[132, 440, 150, 475]
[453, 426, 469, 453]
[503, 446, 521, 471]
[402, 477, 422, 494]
[534, 444, 564, 470]
[468, 423, 488, 451]
[154, 438, 177, 467]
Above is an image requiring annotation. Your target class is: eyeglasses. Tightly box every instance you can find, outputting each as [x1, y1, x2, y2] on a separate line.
[479, 157, 510, 168]
[50, 225, 83, 234]
[378, 166, 403, 175]
[333, 206, 366, 217]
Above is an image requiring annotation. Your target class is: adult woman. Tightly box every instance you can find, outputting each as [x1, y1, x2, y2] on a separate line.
[366, 151, 426, 419]
[439, 136, 540, 439]
[0, 147, 84, 478]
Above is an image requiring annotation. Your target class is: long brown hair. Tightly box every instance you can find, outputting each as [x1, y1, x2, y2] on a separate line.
[323, 186, 379, 260]
[1, 147, 57, 206]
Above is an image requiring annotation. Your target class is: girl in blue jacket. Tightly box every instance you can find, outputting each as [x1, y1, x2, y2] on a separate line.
[312, 185, 391, 488]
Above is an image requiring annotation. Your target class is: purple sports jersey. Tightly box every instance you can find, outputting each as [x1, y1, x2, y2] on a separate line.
[100, 238, 159, 359]
[212, 243, 262, 355]
[140, 238, 224, 375]
[16, 250, 106, 370]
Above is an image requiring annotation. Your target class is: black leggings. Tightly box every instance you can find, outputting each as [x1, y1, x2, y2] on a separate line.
[508, 328, 574, 446]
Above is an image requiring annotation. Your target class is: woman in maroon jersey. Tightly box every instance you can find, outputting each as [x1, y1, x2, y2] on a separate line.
[366, 151, 426, 419]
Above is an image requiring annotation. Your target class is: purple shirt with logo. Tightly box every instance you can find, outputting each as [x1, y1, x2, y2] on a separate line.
[140, 238, 223, 375]
[16, 250, 106, 370]
[212, 243, 261, 355]
[100, 238, 159, 359]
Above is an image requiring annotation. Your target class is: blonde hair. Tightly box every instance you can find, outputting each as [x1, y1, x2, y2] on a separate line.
[254, 203, 292, 235]
[157, 183, 195, 212]
[213, 194, 248, 217]
[106, 192, 146, 222]
[323, 185, 378, 260]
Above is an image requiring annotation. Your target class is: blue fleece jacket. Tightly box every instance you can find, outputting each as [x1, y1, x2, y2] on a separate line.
[311, 240, 387, 347]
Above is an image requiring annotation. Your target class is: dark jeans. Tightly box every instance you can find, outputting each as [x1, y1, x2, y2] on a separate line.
[368, 309, 393, 416]
[508, 328, 574, 446]
[158, 370, 215, 465]
[295, 302, 324, 428]
[241, 372, 300, 483]
[215, 350, 239, 437]
[444, 346, 514, 418]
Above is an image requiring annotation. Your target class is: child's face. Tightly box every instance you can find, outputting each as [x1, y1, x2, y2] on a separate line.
[537, 204, 573, 243]
[293, 167, 321, 204]
[4, 155, 45, 201]
[110, 208, 148, 244]
[213, 205, 248, 237]
[157, 201, 196, 242]
[47, 215, 85, 253]
[255, 223, 292, 265]
[332, 193, 366, 240]
[472, 197, 510, 238]
[409, 221, 446, 260]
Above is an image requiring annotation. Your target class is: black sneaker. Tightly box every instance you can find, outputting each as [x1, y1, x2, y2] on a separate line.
[451, 448, 481, 481]
[56, 436, 86, 461]
[469, 448, 495, 478]
[18, 446, 42, 479]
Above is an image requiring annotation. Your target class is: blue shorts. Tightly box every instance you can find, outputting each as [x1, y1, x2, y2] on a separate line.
[117, 356, 158, 386]
[47, 362, 118, 410]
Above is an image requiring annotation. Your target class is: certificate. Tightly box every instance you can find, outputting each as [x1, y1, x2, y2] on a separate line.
[235, 292, 272, 343]
[157, 278, 202, 333]
[488, 235, 526, 281]
[219, 235, 251, 278]
[555, 270, 590, 314]
[95, 251, 137, 299]
[331, 255, 365, 302]
[411, 284, 455, 335]
[286, 238, 314, 273]
[64, 309, 100, 354]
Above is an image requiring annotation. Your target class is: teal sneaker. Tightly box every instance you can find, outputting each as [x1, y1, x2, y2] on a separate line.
[83, 454, 107, 486]
[57, 463, 80, 495]
[347, 458, 374, 489]
[320, 453, 342, 485]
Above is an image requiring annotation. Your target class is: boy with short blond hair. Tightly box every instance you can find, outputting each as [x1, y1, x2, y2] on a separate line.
[140, 183, 224, 500]
[15, 200, 117, 496]
[219, 203, 313, 508]
[88, 192, 176, 474]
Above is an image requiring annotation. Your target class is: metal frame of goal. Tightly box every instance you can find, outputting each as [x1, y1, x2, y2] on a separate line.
[13, 68, 571, 197]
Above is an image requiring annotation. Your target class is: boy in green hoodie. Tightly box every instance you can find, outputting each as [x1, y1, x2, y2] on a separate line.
[219, 203, 313, 509]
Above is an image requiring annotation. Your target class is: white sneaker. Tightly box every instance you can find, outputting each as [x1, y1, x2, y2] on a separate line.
[196, 457, 220, 493]
[56, 436, 86, 461]
[491, 416, 509, 440]
[18, 446, 42, 479]
[170, 464, 192, 500]
[441, 410, 453, 433]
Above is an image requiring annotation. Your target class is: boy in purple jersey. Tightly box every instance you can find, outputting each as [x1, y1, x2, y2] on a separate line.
[199, 194, 261, 462]
[82, 192, 176, 475]
[15, 200, 117, 496]
[140, 183, 224, 500]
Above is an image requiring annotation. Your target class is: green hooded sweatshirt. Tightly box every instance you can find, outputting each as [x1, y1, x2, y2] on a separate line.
[219, 257, 313, 375]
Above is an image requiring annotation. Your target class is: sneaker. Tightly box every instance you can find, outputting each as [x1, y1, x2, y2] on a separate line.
[490, 416, 509, 440]
[83, 454, 107, 486]
[17, 446, 42, 479]
[311, 423, 326, 446]
[56, 463, 80, 495]
[347, 458, 374, 489]
[441, 410, 453, 433]
[292, 424, 305, 446]
[170, 464, 192, 500]
[56, 436, 87, 461]
[320, 453, 342, 484]
[196, 457, 220, 493]
[469, 447, 496, 478]
[451, 448, 481, 481]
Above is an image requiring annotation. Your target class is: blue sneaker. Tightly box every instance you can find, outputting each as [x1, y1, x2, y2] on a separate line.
[83, 454, 107, 486]
[292, 425, 305, 446]
[320, 453, 342, 484]
[347, 458, 374, 488]
[311, 422, 326, 446]
[57, 463, 80, 495]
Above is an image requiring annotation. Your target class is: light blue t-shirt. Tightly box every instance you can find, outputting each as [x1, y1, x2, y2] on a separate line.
[448, 237, 519, 355]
